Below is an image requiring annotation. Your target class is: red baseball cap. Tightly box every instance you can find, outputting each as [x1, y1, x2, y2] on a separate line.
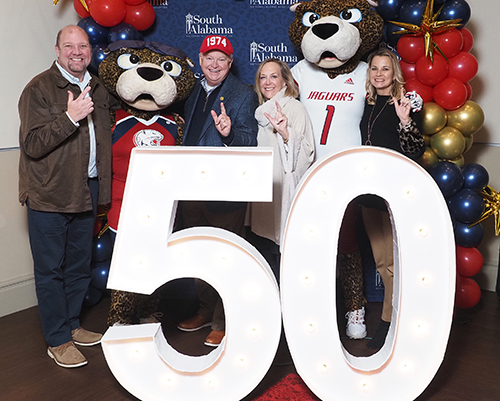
[199, 35, 233, 56]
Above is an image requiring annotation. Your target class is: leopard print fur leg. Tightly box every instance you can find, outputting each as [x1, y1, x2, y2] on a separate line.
[338, 250, 364, 312]
[136, 290, 161, 320]
[107, 290, 140, 326]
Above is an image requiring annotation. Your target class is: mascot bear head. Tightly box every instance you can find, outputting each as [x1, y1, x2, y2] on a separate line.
[99, 40, 195, 122]
[289, 0, 384, 79]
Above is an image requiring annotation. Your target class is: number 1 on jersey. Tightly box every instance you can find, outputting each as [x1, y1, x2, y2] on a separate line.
[320, 105, 335, 145]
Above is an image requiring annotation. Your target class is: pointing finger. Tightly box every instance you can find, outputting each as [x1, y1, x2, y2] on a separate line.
[220, 102, 227, 116]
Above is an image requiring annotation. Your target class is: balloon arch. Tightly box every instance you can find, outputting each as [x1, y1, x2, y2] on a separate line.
[56, 0, 498, 311]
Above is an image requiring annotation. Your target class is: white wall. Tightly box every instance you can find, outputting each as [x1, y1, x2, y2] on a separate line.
[0, 0, 79, 316]
[0, 0, 498, 317]
[458, 1, 500, 292]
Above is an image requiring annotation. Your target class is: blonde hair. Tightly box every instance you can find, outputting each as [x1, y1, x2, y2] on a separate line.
[365, 48, 405, 105]
[254, 58, 299, 105]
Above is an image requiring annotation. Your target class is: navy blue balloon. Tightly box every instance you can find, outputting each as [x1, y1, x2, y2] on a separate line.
[454, 220, 483, 248]
[448, 188, 485, 224]
[462, 163, 489, 190]
[377, 0, 406, 20]
[383, 21, 406, 47]
[83, 284, 103, 308]
[91, 230, 113, 263]
[89, 43, 109, 76]
[107, 23, 143, 44]
[441, 0, 471, 27]
[77, 17, 108, 45]
[90, 260, 111, 291]
[398, 0, 427, 25]
[429, 161, 464, 198]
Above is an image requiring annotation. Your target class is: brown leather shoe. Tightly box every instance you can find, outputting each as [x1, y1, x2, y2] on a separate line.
[71, 327, 102, 346]
[204, 330, 225, 347]
[177, 314, 212, 332]
[47, 341, 88, 368]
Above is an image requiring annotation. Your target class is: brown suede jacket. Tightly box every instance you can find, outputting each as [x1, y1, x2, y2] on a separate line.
[18, 62, 112, 213]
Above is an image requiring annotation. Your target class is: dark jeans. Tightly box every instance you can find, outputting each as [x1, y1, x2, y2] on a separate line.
[27, 178, 99, 347]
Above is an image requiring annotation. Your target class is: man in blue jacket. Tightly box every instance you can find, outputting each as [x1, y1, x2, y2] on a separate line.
[177, 35, 258, 347]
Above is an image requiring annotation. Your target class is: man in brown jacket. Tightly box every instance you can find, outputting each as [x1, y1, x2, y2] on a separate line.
[18, 25, 112, 368]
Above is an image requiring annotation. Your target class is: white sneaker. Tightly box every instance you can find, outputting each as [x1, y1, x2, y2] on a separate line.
[345, 307, 367, 339]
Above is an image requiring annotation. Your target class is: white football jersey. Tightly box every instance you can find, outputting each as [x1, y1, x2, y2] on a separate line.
[292, 60, 367, 161]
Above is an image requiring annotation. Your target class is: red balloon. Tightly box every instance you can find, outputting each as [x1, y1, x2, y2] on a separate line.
[123, 0, 145, 4]
[448, 52, 478, 83]
[433, 28, 464, 59]
[464, 82, 473, 100]
[89, 0, 126, 27]
[397, 35, 425, 63]
[405, 78, 433, 103]
[400, 60, 416, 81]
[455, 277, 481, 309]
[74, 0, 91, 18]
[456, 245, 483, 277]
[460, 28, 474, 53]
[432, 77, 467, 110]
[456, 272, 462, 293]
[415, 54, 449, 86]
[124, 2, 155, 31]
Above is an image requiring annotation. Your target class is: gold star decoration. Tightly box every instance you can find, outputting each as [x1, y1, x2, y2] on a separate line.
[469, 186, 500, 236]
[54, 0, 89, 12]
[389, 0, 463, 61]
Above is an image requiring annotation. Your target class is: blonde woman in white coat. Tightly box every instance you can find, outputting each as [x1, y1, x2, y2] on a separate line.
[248, 58, 315, 279]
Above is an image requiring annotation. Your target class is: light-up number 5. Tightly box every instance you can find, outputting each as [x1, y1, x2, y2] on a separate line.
[103, 147, 281, 401]
[102, 147, 455, 401]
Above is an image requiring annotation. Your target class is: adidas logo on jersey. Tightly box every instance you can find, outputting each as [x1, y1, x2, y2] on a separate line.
[344, 78, 354, 85]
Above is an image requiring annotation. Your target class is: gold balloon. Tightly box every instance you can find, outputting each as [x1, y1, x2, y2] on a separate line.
[423, 134, 431, 146]
[464, 135, 474, 153]
[422, 102, 447, 135]
[447, 101, 485, 136]
[430, 126, 466, 160]
[419, 146, 439, 169]
[443, 154, 465, 168]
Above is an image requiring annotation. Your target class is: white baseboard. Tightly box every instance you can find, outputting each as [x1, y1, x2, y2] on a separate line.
[0, 276, 37, 318]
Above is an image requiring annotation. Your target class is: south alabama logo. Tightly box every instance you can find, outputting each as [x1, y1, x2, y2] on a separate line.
[249, 0, 299, 7]
[133, 129, 164, 147]
[250, 42, 298, 64]
[185, 13, 234, 36]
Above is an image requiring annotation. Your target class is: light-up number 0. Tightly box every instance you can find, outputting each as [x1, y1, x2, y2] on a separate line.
[102, 147, 455, 401]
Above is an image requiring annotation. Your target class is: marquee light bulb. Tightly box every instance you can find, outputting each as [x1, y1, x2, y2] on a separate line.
[161, 375, 174, 389]
[207, 379, 217, 390]
[413, 321, 428, 337]
[302, 273, 313, 287]
[139, 209, 156, 225]
[307, 229, 316, 239]
[129, 346, 144, 361]
[361, 381, 371, 393]
[319, 363, 329, 375]
[156, 168, 167, 180]
[418, 227, 428, 238]
[421, 276, 432, 287]
[306, 322, 316, 334]
[200, 170, 208, 180]
[405, 189, 416, 199]
[401, 362, 414, 375]
[362, 164, 373, 176]
[236, 357, 247, 369]
[319, 189, 329, 200]
[249, 326, 259, 339]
